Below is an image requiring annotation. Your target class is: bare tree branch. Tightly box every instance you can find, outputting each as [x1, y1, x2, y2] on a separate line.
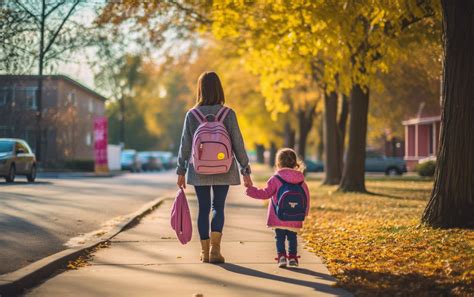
[45, 0, 66, 18]
[43, 0, 81, 55]
[13, 0, 39, 24]
[168, 0, 211, 25]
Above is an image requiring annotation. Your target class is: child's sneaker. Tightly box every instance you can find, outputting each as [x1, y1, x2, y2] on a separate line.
[288, 254, 300, 267]
[275, 253, 287, 268]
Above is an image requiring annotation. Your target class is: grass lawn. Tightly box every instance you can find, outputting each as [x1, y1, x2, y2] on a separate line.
[252, 166, 473, 296]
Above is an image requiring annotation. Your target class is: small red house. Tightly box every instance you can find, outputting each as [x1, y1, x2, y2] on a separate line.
[402, 115, 441, 171]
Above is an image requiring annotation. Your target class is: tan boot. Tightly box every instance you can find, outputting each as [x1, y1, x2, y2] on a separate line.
[209, 232, 225, 263]
[200, 239, 210, 263]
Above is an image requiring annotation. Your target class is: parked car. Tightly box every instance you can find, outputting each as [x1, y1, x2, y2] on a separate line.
[120, 149, 141, 172]
[305, 159, 324, 172]
[305, 151, 407, 176]
[151, 151, 174, 170]
[0, 138, 37, 182]
[365, 150, 407, 175]
[137, 152, 162, 171]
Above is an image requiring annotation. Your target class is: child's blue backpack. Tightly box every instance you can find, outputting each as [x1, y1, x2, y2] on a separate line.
[272, 175, 308, 221]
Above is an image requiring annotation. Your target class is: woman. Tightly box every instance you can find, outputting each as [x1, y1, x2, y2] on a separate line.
[176, 71, 253, 264]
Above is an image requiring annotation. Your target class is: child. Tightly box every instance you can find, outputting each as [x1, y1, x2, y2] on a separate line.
[245, 148, 310, 268]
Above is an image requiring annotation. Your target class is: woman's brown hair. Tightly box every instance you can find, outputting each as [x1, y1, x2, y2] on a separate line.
[276, 148, 305, 171]
[195, 71, 225, 106]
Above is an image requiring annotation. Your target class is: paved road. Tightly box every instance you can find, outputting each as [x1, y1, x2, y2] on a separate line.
[0, 171, 177, 275]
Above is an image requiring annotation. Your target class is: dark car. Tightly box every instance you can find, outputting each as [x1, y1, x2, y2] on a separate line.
[151, 151, 173, 170]
[305, 151, 407, 176]
[138, 152, 162, 171]
[305, 159, 324, 172]
[365, 150, 407, 175]
[0, 138, 37, 182]
[121, 149, 141, 172]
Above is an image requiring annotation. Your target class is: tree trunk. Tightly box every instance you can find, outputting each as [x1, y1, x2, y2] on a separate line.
[337, 94, 349, 171]
[284, 120, 296, 148]
[339, 84, 369, 192]
[422, 0, 474, 228]
[36, 1, 46, 162]
[119, 95, 126, 147]
[255, 144, 265, 164]
[323, 91, 342, 185]
[269, 142, 277, 167]
[296, 106, 316, 160]
[316, 116, 324, 161]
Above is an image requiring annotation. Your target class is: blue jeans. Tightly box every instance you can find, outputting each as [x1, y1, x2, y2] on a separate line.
[194, 185, 230, 240]
[275, 228, 298, 255]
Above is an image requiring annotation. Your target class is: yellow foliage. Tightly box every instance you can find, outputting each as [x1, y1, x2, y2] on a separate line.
[183, 42, 285, 148]
[209, 0, 441, 113]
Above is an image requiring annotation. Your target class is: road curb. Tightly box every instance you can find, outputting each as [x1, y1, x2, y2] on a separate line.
[0, 195, 171, 297]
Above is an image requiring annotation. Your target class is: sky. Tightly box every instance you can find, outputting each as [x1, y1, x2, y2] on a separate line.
[1, 1, 198, 99]
[54, 2, 195, 98]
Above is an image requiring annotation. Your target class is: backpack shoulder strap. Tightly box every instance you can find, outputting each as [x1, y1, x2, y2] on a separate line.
[216, 106, 231, 123]
[275, 174, 303, 186]
[274, 174, 287, 184]
[190, 108, 206, 124]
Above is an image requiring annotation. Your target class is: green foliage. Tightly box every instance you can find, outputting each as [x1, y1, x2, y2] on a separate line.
[135, 65, 189, 152]
[106, 99, 159, 151]
[416, 161, 436, 177]
[100, 54, 189, 152]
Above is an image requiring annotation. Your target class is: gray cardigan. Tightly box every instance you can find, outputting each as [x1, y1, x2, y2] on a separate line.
[176, 104, 251, 186]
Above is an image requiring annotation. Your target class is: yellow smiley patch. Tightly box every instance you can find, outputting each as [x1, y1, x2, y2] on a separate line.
[217, 152, 225, 160]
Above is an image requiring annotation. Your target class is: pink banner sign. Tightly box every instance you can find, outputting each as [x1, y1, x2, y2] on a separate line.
[94, 116, 108, 167]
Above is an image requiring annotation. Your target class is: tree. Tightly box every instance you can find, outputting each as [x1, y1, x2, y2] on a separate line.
[136, 61, 190, 152]
[96, 54, 144, 147]
[330, 1, 441, 192]
[184, 42, 284, 154]
[98, 1, 322, 161]
[339, 84, 370, 191]
[1, 0, 89, 162]
[422, 0, 474, 228]
[96, 0, 209, 57]
[323, 92, 349, 185]
[209, 1, 441, 190]
[368, 43, 441, 148]
[210, 2, 329, 160]
[98, 0, 441, 183]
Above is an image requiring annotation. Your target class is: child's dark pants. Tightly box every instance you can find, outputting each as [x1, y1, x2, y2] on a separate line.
[194, 185, 229, 240]
[275, 228, 297, 255]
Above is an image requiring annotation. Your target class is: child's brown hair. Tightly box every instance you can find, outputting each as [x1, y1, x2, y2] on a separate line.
[275, 148, 305, 171]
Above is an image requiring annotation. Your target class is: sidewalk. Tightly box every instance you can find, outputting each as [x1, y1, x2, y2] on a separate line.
[25, 186, 351, 297]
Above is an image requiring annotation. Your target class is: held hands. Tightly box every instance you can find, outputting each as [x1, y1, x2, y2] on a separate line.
[243, 175, 253, 188]
[177, 175, 186, 189]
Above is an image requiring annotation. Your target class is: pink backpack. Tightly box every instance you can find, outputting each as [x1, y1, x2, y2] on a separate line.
[190, 106, 233, 175]
[170, 188, 192, 245]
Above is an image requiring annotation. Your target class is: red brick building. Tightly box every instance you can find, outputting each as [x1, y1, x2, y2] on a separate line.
[0, 75, 106, 165]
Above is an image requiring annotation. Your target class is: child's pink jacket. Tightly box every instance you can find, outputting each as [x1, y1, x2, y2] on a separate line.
[246, 168, 310, 230]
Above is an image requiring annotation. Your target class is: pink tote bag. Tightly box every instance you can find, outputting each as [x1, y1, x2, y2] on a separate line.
[170, 188, 192, 244]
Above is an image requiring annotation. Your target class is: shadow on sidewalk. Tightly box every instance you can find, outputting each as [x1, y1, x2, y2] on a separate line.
[219, 263, 346, 295]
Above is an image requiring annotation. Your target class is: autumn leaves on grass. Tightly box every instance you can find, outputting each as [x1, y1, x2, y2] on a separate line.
[301, 179, 474, 296]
